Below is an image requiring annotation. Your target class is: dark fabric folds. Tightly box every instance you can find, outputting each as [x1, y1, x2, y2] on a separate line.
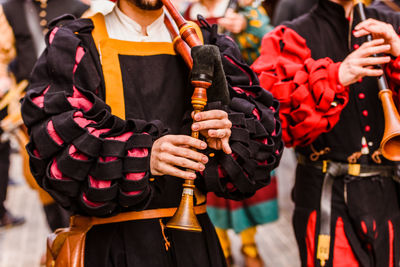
[21, 15, 283, 217]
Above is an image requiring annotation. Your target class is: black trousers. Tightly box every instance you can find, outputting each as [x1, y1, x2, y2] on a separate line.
[292, 163, 400, 267]
[85, 214, 227, 267]
[0, 141, 10, 218]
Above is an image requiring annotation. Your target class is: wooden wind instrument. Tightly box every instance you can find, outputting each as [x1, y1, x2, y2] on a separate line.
[162, 0, 212, 232]
[353, 0, 400, 161]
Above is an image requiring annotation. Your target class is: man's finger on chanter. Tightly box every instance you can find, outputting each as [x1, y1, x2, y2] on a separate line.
[169, 135, 207, 150]
[168, 145, 209, 164]
[192, 119, 232, 131]
[193, 110, 228, 121]
[160, 163, 197, 180]
[163, 154, 205, 172]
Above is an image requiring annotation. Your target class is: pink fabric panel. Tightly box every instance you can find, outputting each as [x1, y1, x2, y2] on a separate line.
[99, 156, 117, 162]
[89, 176, 111, 189]
[88, 127, 110, 138]
[69, 145, 89, 160]
[47, 120, 64, 145]
[123, 190, 143, 196]
[83, 193, 104, 207]
[32, 86, 50, 108]
[49, 27, 59, 44]
[126, 172, 146, 181]
[73, 46, 85, 73]
[67, 86, 93, 112]
[50, 159, 71, 181]
[73, 111, 96, 128]
[127, 148, 148, 157]
[252, 108, 260, 120]
[33, 149, 41, 157]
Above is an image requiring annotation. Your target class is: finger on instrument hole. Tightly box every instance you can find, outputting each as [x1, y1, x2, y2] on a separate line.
[193, 110, 228, 121]
[169, 145, 209, 164]
[358, 44, 391, 57]
[359, 67, 384, 77]
[169, 135, 207, 150]
[354, 25, 385, 38]
[354, 18, 379, 30]
[192, 119, 232, 131]
[160, 163, 197, 180]
[208, 129, 231, 139]
[358, 56, 391, 66]
[360, 38, 385, 47]
[163, 154, 205, 172]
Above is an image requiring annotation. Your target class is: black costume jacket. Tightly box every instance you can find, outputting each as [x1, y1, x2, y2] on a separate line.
[20, 14, 282, 267]
[253, 0, 400, 164]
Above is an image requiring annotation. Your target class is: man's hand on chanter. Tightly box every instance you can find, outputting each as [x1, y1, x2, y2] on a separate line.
[192, 109, 232, 155]
[353, 18, 400, 57]
[339, 38, 391, 86]
[150, 135, 209, 180]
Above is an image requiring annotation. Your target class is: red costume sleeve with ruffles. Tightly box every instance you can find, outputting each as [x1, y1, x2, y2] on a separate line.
[385, 56, 400, 108]
[251, 26, 350, 147]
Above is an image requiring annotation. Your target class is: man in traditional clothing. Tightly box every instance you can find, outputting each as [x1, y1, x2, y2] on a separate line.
[20, 0, 283, 266]
[252, 0, 400, 266]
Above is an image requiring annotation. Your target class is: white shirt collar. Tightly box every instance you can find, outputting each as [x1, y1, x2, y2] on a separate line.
[104, 5, 172, 42]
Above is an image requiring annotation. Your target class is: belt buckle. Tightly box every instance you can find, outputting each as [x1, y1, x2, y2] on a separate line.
[348, 164, 360, 176]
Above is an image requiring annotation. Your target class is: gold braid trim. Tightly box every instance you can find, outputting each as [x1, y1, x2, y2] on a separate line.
[309, 144, 331, 161]
[371, 149, 382, 164]
[347, 152, 362, 164]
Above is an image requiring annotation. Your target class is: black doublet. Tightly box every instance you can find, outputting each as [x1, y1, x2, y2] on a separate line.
[286, 0, 400, 163]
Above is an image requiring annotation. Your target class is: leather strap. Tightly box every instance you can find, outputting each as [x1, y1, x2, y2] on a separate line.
[316, 163, 347, 266]
[71, 204, 207, 227]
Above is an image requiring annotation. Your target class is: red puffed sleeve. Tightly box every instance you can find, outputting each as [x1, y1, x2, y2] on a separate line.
[385, 55, 400, 107]
[251, 26, 350, 147]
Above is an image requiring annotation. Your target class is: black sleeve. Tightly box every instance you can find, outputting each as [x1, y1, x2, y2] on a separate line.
[21, 17, 165, 217]
[195, 21, 283, 200]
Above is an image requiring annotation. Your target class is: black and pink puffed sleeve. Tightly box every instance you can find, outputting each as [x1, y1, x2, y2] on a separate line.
[21, 18, 164, 217]
[198, 22, 283, 200]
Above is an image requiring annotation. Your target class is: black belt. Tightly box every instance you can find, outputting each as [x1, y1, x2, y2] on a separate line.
[297, 155, 395, 266]
[297, 154, 395, 177]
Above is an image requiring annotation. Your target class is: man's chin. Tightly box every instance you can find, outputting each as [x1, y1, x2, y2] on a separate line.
[130, 0, 163, 10]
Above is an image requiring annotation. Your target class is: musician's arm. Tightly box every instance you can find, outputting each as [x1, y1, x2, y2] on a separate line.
[21, 18, 162, 217]
[251, 26, 350, 147]
[193, 27, 283, 200]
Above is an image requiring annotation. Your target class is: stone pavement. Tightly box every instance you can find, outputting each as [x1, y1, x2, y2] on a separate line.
[0, 144, 300, 267]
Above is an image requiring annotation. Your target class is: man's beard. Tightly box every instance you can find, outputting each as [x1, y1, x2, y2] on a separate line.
[128, 0, 163, 10]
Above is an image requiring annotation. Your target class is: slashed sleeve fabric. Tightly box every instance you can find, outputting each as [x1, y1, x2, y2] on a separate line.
[251, 25, 350, 147]
[384, 55, 400, 107]
[21, 17, 165, 217]
[197, 22, 283, 200]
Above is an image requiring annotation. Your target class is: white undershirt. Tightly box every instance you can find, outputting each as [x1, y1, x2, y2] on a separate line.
[104, 5, 172, 42]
